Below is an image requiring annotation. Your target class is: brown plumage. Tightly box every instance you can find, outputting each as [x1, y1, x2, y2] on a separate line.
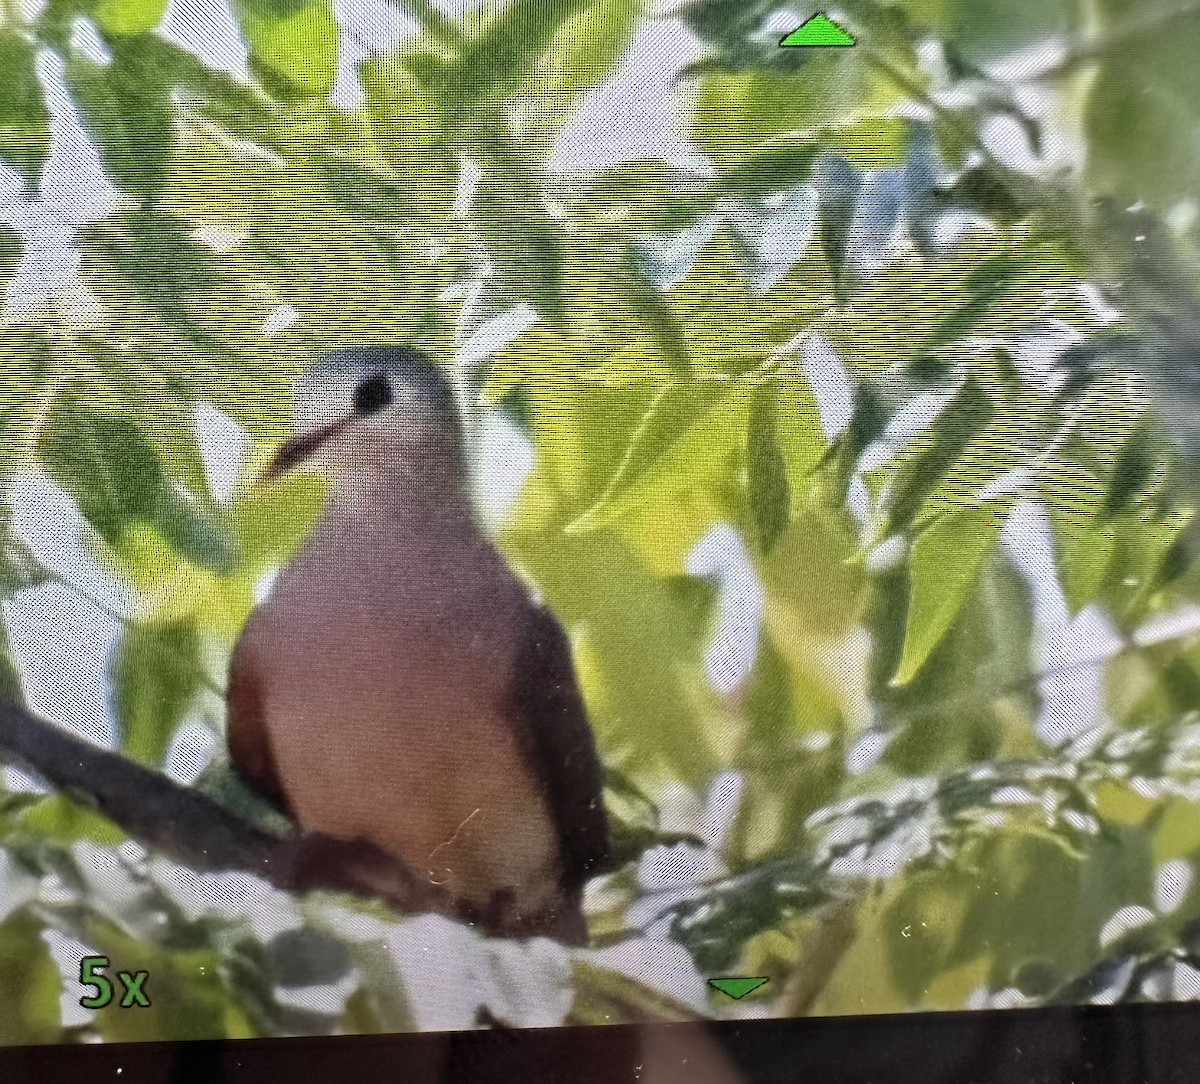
[226, 347, 608, 943]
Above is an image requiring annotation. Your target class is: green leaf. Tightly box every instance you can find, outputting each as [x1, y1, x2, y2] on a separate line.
[459, 0, 594, 100]
[923, 255, 1024, 350]
[746, 377, 791, 555]
[471, 128, 568, 322]
[0, 513, 50, 601]
[360, 57, 457, 214]
[154, 488, 241, 572]
[1042, 469, 1114, 615]
[133, 36, 279, 146]
[614, 241, 690, 376]
[0, 227, 21, 282]
[112, 617, 202, 765]
[93, 0, 169, 35]
[37, 394, 168, 544]
[66, 50, 174, 198]
[882, 377, 994, 535]
[0, 911, 62, 1044]
[567, 377, 748, 532]
[822, 381, 890, 501]
[893, 501, 1009, 686]
[228, 0, 340, 99]
[1102, 424, 1164, 518]
[814, 153, 861, 298]
[0, 32, 51, 187]
[692, 56, 913, 169]
[1085, 9, 1200, 223]
[532, 0, 643, 96]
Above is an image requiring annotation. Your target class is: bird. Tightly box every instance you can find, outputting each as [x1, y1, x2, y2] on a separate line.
[226, 345, 609, 944]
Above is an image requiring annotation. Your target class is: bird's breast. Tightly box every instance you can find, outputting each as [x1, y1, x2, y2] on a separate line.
[241, 529, 563, 913]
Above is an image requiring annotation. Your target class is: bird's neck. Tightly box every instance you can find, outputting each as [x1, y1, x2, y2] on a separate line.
[326, 434, 477, 532]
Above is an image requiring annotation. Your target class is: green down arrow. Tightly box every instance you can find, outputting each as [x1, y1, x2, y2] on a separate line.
[707, 977, 770, 1000]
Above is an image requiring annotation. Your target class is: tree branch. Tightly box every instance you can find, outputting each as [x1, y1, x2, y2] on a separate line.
[0, 696, 456, 919]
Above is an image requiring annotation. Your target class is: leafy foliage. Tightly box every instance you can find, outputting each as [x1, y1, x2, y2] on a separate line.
[0, 0, 1199, 1041]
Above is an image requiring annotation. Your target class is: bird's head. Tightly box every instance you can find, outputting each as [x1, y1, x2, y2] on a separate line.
[262, 346, 460, 482]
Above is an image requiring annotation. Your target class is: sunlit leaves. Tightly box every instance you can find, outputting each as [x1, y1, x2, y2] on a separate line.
[1044, 476, 1116, 616]
[471, 132, 569, 323]
[529, 0, 643, 97]
[0, 912, 63, 1044]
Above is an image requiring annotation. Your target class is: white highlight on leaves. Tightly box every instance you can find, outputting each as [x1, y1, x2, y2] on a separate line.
[802, 335, 854, 440]
[1155, 860, 1193, 916]
[1, 51, 123, 323]
[587, 936, 709, 1015]
[335, 911, 575, 1030]
[686, 525, 764, 694]
[638, 214, 721, 288]
[159, 0, 252, 82]
[69, 19, 112, 64]
[195, 402, 251, 504]
[846, 169, 907, 278]
[453, 155, 481, 219]
[456, 302, 539, 369]
[1099, 905, 1156, 949]
[273, 972, 359, 1015]
[753, 190, 819, 291]
[42, 928, 98, 1028]
[1002, 499, 1119, 745]
[551, 18, 711, 174]
[1135, 605, 1200, 650]
[193, 225, 248, 253]
[165, 722, 219, 785]
[2, 765, 48, 795]
[471, 408, 536, 533]
[846, 730, 891, 775]
[1168, 961, 1200, 1001]
[262, 303, 300, 336]
[629, 773, 744, 937]
[148, 860, 305, 943]
[329, 0, 415, 109]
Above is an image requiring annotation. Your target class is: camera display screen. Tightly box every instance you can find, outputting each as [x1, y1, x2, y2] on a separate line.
[0, 0, 1198, 1051]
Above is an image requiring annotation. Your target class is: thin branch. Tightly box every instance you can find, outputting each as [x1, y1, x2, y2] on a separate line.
[0, 696, 455, 919]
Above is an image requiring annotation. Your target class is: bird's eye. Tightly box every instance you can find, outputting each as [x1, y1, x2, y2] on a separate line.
[353, 374, 393, 416]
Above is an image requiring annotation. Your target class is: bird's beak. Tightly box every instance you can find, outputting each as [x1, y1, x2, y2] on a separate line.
[259, 416, 352, 484]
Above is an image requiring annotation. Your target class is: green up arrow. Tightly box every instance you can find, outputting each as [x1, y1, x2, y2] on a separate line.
[780, 13, 857, 47]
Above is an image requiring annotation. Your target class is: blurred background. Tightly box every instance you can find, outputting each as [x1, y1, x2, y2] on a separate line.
[1, 0, 1200, 1042]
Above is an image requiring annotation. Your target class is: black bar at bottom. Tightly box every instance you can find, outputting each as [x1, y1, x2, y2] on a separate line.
[1, 1003, 1198, 1084]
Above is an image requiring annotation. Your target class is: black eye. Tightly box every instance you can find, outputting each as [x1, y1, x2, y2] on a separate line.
[353, 374, 393, 416]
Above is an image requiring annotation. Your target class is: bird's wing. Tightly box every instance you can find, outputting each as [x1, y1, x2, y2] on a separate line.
[510, 603, 610, 890]
[226, 639, 293, 815]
